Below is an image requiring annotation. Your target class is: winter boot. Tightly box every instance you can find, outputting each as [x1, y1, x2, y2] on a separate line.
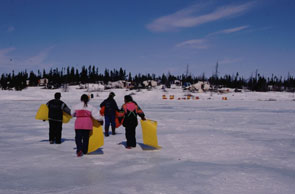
[77, 150, 83, 157]
[105, 130, 109, 137]
[112, 127, 116, 135]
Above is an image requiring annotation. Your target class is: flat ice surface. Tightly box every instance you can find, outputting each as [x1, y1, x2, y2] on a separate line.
[0, 87, 294, 194]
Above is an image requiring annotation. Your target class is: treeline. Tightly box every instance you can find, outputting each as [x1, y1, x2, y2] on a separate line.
[1, 65, 295, 92]
[209, 72, 295, 92]
[0, 66, 127, 90]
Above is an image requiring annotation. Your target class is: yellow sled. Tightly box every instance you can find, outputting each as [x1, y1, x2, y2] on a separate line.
[35, 104, 72, 123]
[88, 119, 104, 153]
[140, 119, 161, 149]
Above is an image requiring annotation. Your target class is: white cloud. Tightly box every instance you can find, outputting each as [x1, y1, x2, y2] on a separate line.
[0, 47, 15, 56]
[176, 25, 249, 50]
[23, 46, 55, 66]
[221, 25, 249, 34]
[0, 47, 15, 64]
[176, 38, 209, 49]
[147, 2, 254, 32]
[211, 25, 249, 36]
[207, 25, 250, 37]
[0, 46, 55, 71]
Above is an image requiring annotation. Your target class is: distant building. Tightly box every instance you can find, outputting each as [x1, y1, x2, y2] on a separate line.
[170, 80, 182, 89]
[105, 80, 131, 89]
[38, 78, 48, 86]
[191, 81, 211, 92]
[174, 80, 182, 86]
[143, 80, 157, 88]
[87, 83, 105, 92]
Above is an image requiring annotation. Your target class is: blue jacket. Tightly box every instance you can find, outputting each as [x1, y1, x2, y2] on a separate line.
[100, 97, 119, 116]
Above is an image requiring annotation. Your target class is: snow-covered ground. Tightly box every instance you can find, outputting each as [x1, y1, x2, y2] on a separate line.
[0, 86, 295, 194]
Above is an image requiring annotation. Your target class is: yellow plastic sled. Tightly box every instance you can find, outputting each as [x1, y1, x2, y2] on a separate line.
[35, 104, 72, 123]
[140, 119, 161, 149]
[88, 120, 104, 153]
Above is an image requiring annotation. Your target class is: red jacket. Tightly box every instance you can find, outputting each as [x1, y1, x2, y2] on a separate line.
[120, 101, 145, 127]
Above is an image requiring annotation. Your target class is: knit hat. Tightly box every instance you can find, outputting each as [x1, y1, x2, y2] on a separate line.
[54, 92, 61, 99]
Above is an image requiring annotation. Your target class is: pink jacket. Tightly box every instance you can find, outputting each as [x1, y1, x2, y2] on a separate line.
[72, 102, 102, 130]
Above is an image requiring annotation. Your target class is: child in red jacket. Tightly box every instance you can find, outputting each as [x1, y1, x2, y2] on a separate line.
[120, 95, 145, 149]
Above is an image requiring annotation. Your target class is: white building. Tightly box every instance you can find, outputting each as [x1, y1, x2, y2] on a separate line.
[143, 80, 157, 88]
[191, 81, 211, 92]
[38, 78, 48, 86]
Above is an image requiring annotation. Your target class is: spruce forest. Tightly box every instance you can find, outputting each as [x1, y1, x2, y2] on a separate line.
[1, 65, 295, 92]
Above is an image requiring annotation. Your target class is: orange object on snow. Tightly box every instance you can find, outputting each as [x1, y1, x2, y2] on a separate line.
[100, 106, 122, 128]
[100, 106, 105, 116]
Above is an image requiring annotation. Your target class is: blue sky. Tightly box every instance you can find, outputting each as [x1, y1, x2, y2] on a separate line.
[0, 0, 294, 78]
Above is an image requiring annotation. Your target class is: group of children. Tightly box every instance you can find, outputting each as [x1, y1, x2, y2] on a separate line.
[46, 92, 145, 157]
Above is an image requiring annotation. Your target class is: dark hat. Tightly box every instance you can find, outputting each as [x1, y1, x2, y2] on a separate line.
[124, 95, 133, 102]
[109, 92, 115, 97]
[54, 92, 61, 99]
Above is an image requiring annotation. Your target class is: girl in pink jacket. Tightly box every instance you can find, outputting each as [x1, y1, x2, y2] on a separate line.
[72, 94, 103, 157]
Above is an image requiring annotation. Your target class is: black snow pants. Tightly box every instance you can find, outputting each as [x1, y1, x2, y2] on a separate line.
[49, 120, 63, 143]
[125, 126, 137, 147]
[75, 130, 90, 154]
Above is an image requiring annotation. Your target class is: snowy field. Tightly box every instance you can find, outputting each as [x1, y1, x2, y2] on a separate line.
[0, 86, 295, 194]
